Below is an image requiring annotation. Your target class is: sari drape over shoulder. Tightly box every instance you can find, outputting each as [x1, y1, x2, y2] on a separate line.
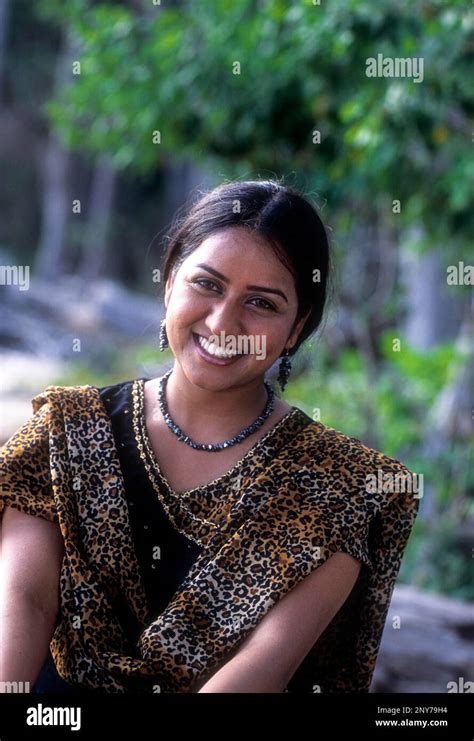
[0, 383, 420, 693]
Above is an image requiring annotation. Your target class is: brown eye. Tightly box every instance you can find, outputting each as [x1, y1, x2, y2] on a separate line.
[249, 297, 276, 311]
[193, 278, 220, 292]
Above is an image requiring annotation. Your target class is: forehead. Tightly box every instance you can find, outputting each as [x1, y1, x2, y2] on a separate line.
[182, 227, 291, 282]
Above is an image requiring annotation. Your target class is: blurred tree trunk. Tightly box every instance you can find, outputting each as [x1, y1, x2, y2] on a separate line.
[34, 27, 77, 280]
[399, 227, 464, 350]
[399, 228, 471, 524]
[419, 298, 473, 524]
[35, 134, 69, 280]
[0, 0, 10, 107]
[79, 155, 117, 282]
[341, 210, 399, 449]
[162, 156, 213, 215]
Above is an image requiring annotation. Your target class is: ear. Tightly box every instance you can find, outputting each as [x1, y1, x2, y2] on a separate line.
[286, 309, 311, 351]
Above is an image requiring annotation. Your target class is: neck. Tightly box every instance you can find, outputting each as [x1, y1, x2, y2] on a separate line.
[162, 363, 270, 439]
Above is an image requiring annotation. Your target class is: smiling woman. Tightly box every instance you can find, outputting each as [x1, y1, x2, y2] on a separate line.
[0, 178, 419, 694]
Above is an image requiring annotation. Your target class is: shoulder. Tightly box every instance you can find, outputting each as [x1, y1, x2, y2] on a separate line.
[31, 378, 141, 412]
[287, 415, 420, 518]
[292, 415, 415, 478]
[31, 382, 95, 411]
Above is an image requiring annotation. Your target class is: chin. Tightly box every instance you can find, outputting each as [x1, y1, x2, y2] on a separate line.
[177, 355, 247, 390]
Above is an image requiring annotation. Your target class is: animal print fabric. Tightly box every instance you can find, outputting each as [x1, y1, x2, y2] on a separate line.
[0, 380, 420, 693]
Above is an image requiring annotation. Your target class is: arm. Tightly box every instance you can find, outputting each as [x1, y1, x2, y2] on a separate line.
[0, 506, 64, 688]
[196, 551, 361, 693]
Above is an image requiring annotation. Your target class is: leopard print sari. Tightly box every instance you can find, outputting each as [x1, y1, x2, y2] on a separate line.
[0, 382, 420, 693]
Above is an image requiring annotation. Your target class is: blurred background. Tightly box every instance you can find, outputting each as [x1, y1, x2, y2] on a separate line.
[0, 0, 472, 692]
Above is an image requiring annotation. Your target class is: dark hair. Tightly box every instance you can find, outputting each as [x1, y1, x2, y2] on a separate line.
[161, 178, 331, 356]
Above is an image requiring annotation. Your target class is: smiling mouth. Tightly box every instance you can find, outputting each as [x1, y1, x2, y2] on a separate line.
[192, 333, 243, 362]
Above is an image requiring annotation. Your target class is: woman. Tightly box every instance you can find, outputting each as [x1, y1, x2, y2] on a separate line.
[0, 179, 419, 694]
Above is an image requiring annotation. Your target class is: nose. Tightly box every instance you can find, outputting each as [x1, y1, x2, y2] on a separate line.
[205, 298, 243, 340]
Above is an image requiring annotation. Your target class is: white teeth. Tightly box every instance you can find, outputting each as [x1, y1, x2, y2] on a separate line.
[197, 335, 237, 359]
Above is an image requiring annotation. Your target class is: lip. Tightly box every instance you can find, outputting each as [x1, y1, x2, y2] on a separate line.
[192, 333, 243, 366]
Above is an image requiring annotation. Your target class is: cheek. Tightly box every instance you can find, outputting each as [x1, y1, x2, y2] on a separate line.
[167, 290, 204, 322]
[242, 323, 289, 362]
[259, 317, 292, 343]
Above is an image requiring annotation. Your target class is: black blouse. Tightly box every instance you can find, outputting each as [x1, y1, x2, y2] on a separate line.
[32, 378, 202, 694]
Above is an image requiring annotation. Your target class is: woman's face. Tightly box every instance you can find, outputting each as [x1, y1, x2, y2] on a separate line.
[163, 226, 310, 391]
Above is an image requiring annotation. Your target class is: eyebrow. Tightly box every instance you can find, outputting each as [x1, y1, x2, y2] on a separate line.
[194, 263, 288, 303]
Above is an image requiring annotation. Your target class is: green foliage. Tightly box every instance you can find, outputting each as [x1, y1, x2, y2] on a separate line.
[401, 516, 474, 602]
[40, 0, 473, 259]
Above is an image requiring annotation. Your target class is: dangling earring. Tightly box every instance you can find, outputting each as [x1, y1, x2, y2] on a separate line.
[277, 348, 292, 392]
[159, 318, 169, 351]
